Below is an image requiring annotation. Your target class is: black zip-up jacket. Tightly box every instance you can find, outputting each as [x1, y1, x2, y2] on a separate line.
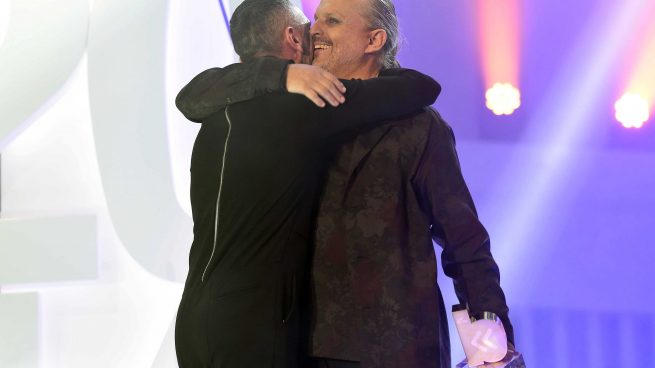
[174, 57, 440, 368]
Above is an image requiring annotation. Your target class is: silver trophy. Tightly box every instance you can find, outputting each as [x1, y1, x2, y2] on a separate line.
[452, 305, 526, 368]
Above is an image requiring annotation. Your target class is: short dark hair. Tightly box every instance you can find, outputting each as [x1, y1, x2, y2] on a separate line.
[230, 0, 305, 62]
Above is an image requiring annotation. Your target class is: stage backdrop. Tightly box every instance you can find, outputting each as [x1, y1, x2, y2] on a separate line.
[0, 0, 653, 367]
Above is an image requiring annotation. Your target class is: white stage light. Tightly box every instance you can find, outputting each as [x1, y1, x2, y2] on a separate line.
[485, 83, 521, 116]
[615, 92, 649, 129]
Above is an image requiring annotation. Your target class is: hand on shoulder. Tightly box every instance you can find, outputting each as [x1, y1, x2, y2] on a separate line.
[286, 64, 347, 108]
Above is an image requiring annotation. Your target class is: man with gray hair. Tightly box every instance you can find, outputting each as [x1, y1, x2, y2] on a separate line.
[182, 0, 518, 367]
[229, 0, 311, 64]
[309, 2, 516, 367]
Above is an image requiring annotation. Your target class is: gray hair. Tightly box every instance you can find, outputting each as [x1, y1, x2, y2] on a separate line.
[363, 0, 401, 69]
[230, 0, 307, 62]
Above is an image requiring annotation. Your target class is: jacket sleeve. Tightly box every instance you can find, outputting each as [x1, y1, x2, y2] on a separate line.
[321, 68, 441, 136]
[175, 57, 291, 122]
[176, 56, 440, 130]
[412, 110, 515, 345]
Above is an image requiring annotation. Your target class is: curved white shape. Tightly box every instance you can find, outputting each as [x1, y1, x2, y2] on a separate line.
[87, 0, 194, 282]
[225, 0, 305, 19]
[166, 0, 235, 217]
[0, 0, 88, 149]
[0, 0, 9, 48]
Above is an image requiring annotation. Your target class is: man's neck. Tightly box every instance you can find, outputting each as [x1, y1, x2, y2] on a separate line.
[346, 67, 380, 80]
[338, 58, 381, 80]
[254, 49, 297, 63]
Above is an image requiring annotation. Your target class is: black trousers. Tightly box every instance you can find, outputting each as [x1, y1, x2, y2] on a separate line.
[306, 357, 361, 368]
[175, 271, 302, 368]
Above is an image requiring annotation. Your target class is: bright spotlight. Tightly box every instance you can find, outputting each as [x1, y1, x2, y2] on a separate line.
[615, 93, 650, 129]
[485, 83, 521, 116]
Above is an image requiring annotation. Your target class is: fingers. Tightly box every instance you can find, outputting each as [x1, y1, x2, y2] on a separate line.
[286, 64, 346, 107]
[320, 69, 346, 102]
[313, 71, 345, 107]
[306, 90, 327, 108]
[322, 69, 346, 94]
[313, 81, 342, 107]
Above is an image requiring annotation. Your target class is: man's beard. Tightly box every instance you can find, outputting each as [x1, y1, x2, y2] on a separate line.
[313, 51, 361, 78]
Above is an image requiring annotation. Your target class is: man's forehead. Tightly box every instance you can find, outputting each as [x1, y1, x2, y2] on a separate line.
[314, 0, 367, 19]
[314, 10, 342, 20]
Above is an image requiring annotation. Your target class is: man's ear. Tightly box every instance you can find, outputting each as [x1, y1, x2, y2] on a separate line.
[285, 26, 303, 52]
[364, 29, 387, 54]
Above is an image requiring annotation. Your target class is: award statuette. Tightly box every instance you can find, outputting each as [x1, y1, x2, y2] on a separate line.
[452, 305, 526, 368]
[455, 351, 526, 368]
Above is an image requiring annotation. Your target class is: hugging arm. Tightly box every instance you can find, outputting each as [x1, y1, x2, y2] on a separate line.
[182, 56, 441, 135]
[175, 57, 290, 122]
[175, 56, 440, 127]
[321, 68, 441, 135]
[175, 57, 348, 122]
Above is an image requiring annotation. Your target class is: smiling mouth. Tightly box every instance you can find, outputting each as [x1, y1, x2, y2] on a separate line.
[314, 43, 332, 54]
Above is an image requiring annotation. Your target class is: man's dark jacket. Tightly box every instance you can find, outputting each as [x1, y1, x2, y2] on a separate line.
[189, 58, 516, 368]
[174, 57, 440, 368]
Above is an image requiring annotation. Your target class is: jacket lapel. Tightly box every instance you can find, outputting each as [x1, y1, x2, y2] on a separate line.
[343, 123, 395, 198]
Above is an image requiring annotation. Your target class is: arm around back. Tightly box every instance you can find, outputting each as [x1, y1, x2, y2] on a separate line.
[322, 68, 441, 135]
[175, 57, 291, 123]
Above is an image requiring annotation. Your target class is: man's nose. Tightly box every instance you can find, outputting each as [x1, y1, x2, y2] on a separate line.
[310, 21, 321, 36]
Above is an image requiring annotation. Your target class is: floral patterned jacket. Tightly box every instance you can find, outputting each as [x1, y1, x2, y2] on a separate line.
[308, 106, 514, 368]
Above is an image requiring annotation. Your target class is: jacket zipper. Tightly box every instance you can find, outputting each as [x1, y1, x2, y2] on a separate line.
[201, 105, 233, 283]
